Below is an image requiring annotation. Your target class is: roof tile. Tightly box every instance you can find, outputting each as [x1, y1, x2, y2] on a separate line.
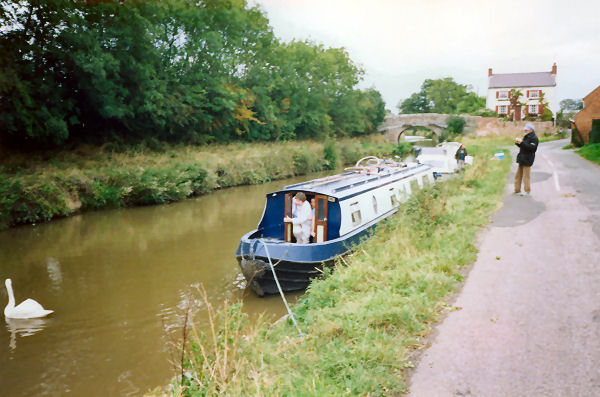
[489, 72, 556, 88]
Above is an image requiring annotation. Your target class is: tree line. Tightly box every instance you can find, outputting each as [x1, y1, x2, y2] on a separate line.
[0, 0, 385, 149]
[398, 77, 487, 115]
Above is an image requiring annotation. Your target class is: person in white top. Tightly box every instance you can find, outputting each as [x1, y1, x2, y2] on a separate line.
[283, 192, 312, 244]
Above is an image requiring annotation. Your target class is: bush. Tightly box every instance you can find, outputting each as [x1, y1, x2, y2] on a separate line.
[472, 108, 497, 117]
[541, 107, 553, 122]
[323, 139, 338, 169]
[391, 142, 414, 158]
[446, 116, 466, 135]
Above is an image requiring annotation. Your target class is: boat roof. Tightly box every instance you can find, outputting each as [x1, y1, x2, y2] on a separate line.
[275, 163, 430, 200]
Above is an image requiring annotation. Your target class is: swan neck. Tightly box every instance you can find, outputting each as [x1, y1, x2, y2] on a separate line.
[5, 282, 15, 308]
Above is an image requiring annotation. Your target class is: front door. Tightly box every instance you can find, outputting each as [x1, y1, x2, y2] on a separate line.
[515, 105, 522, 121]
[284, 193, 293, 242]
[314, 195, 328, 243]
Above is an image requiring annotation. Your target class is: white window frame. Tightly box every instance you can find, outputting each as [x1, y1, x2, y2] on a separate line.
[498, 105, 508, 114]
[497, 90, 509, 99]
[529, 104, 538, 114]
[529, 90, 540, 99]
[350, 202, 362, 226]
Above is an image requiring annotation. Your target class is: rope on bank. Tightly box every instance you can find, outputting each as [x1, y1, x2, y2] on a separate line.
[258, 239, 303, 336]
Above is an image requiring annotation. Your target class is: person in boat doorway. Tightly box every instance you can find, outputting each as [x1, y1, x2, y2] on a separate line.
[455, 144, 467, 172]
[514, 123, 539, 196]
[284, 192, 312, 244]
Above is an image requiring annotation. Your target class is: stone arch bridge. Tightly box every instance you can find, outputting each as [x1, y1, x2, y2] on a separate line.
[378, 113, 478, 143]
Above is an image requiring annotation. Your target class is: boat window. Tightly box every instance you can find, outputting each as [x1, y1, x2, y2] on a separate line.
[350, 203, 362, 226]
[317, 197, 326, 221]
[372, 195, 378, 214]
[390, 193, 399, 207]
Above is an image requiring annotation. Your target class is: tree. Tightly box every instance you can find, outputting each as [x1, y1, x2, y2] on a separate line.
[397, 78, 485, 115]
[558, 98, 583, 121]
[560, 98, 583, 112]
[0, 0, 385, 148]
[398, 92, 431, 114]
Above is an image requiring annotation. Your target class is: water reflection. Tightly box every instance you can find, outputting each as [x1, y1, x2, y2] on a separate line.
[46, 258, 63, 291]
[6, 318, 49, 351]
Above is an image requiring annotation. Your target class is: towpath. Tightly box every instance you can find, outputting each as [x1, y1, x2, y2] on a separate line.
[408, 139, 600, 396]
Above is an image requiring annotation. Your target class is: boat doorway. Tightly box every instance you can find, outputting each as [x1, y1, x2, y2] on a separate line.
[283, 192, 328, 244]
[314, 194, 328, 243]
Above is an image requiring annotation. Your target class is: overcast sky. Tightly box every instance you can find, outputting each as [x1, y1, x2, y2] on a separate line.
[250, 0, 600, 111]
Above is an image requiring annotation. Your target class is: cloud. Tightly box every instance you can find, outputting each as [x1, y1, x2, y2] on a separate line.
[251, 0, 600, 110]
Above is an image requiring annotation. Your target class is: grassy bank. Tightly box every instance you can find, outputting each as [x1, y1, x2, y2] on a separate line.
[576, 143, 600, 165]
[165, 137, 511, 396]
[0, 137, 397, 230]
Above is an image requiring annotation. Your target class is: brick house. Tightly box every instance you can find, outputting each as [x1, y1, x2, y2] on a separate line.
[486, 63, 558, 121]
[572, 85, 600, 144]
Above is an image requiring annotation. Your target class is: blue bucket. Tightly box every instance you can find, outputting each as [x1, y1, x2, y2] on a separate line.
[494, 151, 505, 160]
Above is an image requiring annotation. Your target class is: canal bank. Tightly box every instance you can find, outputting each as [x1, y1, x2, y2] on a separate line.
[0, 136, 398, 230]
[168, 137, 512, 396]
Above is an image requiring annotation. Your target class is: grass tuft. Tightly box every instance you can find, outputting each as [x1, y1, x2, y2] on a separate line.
[576, 143, 600, 166]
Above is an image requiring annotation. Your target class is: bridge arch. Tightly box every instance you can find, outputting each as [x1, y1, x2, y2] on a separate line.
[378, 113, 451, 144]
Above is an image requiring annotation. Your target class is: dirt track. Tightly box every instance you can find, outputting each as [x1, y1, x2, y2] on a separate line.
[408, 139, 600, 396]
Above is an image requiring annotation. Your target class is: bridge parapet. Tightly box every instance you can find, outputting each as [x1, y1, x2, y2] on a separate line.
[379, 113, 480, 143]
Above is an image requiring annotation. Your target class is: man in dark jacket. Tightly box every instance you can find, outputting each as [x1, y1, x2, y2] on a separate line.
[514, 123, 539, 196]
[455, 144, 467, 172]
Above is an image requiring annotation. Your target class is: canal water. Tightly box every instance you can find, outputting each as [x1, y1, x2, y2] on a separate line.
[0, 172, 326, 396]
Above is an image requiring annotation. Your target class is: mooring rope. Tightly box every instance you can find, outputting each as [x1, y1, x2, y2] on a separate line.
[258, 239, 303, 336]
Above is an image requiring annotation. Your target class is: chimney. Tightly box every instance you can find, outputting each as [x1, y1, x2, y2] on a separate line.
[488, 68, 493, 77]
[552, 62, 557, 74]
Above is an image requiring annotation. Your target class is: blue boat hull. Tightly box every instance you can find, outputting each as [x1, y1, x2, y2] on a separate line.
[235, 209, 397, 296]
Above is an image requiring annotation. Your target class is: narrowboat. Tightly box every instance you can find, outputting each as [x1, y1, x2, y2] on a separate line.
[416, 141, 473, 174]
[235, 156, 435, 296]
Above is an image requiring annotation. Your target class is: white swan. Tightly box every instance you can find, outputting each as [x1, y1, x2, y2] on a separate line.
[4, 279, 53, 319]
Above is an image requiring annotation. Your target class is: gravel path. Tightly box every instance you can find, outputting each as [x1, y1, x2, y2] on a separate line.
[408, 139, 600, 397]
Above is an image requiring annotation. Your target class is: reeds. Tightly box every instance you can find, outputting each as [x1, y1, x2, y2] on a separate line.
[165, 285, 264, 397]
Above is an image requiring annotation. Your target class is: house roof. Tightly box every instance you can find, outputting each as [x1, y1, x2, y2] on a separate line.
[489, 72, 556, 88]
[583, 85, 600, 106]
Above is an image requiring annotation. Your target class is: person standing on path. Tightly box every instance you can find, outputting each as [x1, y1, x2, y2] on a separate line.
[514, 123, 539, 196]
[455, 144, 467, 172]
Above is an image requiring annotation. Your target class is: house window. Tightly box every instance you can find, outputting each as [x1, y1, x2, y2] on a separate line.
[498, 105, 508, 114]
[529, 90, 540, 98]
[350, 202, 362, 226]
[497, 91, 509, 99]
[529, 104, 538, 114]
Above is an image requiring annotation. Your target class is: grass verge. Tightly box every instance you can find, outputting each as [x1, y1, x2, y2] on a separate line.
[576, 143, 600, 165]
[166, 137, 511, 396]
[0, 136, 396, 229]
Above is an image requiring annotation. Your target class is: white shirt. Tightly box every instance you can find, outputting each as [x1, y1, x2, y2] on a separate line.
[291, 200, 312, 240]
